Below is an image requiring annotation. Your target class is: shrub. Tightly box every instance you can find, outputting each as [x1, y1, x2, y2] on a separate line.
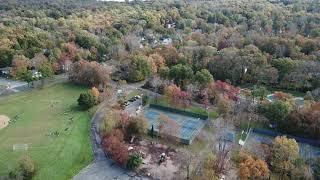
[91, 87, 100, 99]
[9, 155, 36, 180]
[127, 154, 143, 170]
[77, 91, 97, 110]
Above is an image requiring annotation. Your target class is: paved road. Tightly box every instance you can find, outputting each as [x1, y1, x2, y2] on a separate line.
[73, 82, 149, 180]
[0, 77, 29, 95]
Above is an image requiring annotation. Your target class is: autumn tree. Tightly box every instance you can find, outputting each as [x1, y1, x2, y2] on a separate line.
[165, 84, 191, 109]
[157, 45, 179, 66]
[191, 152, 219, 180]
[214, 80, 240, 101]
[217, 95, 232, 119]
[126, 116, 149, 138]
[158, 114, 181, 143]
[11, 55, 31, 78]
[69, 60, 109, 87]
[102, 129, 128, 166]
[148, 53, 165, 74]
[271, 136, 299, 178]
[239, 152, 270, 180]
[285, 102, 320, 138]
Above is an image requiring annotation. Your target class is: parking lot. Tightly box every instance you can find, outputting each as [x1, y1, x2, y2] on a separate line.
[124, 95, 143, 116]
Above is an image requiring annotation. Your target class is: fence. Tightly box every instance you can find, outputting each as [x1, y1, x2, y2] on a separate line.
[252, 128, 320, 147]
[149, 104, 208, 120]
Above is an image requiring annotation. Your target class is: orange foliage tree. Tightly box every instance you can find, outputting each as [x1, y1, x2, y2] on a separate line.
[164, 84, 191, 109]
[102, 129, 128, 166]
[69, 60, 110, 87]
[148, 53, 165, 74]
[239, 152, 270, 180]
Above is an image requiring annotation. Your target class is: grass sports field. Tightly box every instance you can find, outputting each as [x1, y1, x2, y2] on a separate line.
[0, 83, 93, 180]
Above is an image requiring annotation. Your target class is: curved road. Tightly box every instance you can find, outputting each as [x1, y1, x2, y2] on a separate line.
[73, 83, 148, 180]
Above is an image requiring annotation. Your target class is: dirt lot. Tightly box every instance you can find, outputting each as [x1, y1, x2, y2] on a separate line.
[129, 139, 182, 179]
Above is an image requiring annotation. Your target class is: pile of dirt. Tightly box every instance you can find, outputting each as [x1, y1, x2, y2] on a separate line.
[0, 115, 10, 129]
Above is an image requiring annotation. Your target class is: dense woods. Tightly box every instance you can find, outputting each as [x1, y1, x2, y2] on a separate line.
[0, 0, 319, 91]
[0, 0, 319, 179]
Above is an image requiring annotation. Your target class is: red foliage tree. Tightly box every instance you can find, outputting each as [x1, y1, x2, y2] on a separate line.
[69, 60, 110, 87]
[102, 129, 128, 166]
[165, 84, 191, 109]
[214, 80, 240, 101]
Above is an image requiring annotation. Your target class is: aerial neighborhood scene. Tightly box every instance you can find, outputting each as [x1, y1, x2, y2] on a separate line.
[0, 0, 320, 179]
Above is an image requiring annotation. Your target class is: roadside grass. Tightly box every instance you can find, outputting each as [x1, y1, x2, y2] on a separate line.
[0, 83, 93, 180]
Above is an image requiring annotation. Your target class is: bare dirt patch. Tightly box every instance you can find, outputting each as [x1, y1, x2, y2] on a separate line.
[0, 115, 10, 129]
[129, 140, 181, 179]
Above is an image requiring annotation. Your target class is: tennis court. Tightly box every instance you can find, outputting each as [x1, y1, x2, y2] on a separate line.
[244, 131, 320, 159]
[144, 107, 206, 144]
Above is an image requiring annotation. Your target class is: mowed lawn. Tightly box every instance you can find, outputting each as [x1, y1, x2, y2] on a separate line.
[0, 83, 93, 180]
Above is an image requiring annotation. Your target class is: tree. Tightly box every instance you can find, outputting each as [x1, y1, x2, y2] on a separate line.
[158, 113, 181, 143]
[158, 66, 170, 79]
[9, 155, 36, 180]
[272, 58, 297, 80]
[126, 116, 148, 138]
[285, 103, 320, 138]
[77, 91, 97, 110]
[11, 55, 31, 78]
[0, 48, 14, 68]
[127, 154, 143, 170]
[127, 54, 151, 82]
[271, 136, 299, 178]
[239, 152, 270, 180]
[258, 101, 291, 125]
[100, 111, 119, 135]
[256, 67, 279, 85]
[69, 60, 110, 87]
[157, 45, 179, 66]
[214, 80, 240, 101]
[102, 129, 128, 166]
[217, 96, 232, 119]
[194, 69, 214, 88]
[252, 85, 268, 101]
[148, 53, 165, 73]
[164, 84, 191, 109]
[169, 64, 194, 89]
[192, 152, 219, 180]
